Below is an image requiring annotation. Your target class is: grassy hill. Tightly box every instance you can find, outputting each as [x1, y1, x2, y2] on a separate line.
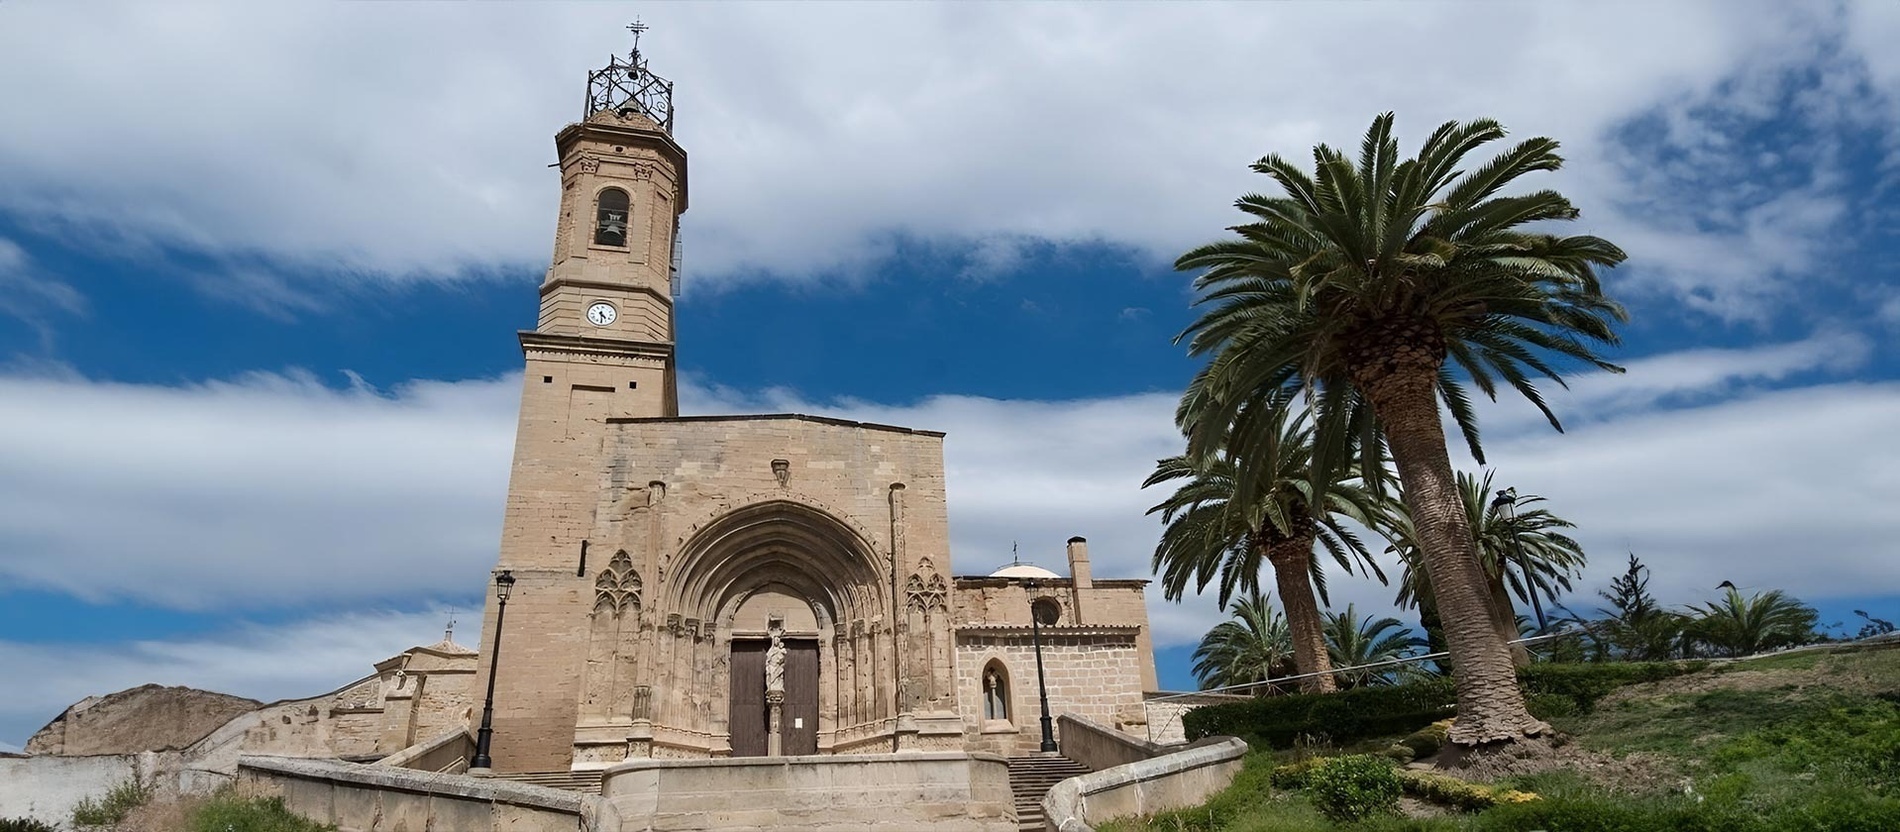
[1104, 644, 1900, 832]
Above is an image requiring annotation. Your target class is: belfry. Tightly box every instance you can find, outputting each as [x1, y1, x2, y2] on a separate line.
[468, 31, 1159, 775]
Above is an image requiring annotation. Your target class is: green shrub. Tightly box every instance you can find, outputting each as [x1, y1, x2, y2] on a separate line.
[1182, 661, 1709, 747]
[1519, 661, 1706, 714]
[1396, 769, 1540, 811]
[1304, 754, 1401, 824]
[1269, 756, 1327, 789]
[1398, 719, 1452, 759]
[1182, 678, 1455, 748]
[71, 778, 150, 828]
[1525, 691, 1580, 719]
[0, 818, 58, 832]
[189, 793, 336, 832]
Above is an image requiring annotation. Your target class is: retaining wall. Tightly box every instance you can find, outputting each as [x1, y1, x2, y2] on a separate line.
[1041, 737, 1248, 831]
[598, 751, 1016, 831]
[238, 755, 588, 832]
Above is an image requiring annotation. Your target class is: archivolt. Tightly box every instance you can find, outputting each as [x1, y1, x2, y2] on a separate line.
[665, 500, 889, 628]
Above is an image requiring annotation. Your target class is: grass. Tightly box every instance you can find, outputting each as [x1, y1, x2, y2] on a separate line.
[1102, 645, 1900, 832]
[70, 779, 150, 828]
[186, 793, 336, 832]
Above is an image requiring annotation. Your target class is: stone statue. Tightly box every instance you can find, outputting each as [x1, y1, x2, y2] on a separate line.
[765, 620, 786, 696]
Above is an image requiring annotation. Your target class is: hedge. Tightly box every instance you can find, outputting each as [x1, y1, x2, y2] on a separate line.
[1182, 661, 1706, 747]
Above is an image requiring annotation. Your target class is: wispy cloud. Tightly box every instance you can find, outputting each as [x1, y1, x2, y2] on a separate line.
[0, 1, 1891, 323]
[0, 607, 453, 749]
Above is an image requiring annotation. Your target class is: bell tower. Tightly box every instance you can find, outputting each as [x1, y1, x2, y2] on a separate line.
[474, 30, 689, 772]
[526, 23, 686, 417]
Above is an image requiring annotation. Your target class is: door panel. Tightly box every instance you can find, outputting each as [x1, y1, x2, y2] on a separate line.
[786, 640, 820, 755]
[728, 640, 766, 757]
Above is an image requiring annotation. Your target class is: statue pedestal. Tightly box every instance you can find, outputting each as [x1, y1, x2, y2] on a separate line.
[766, 690, 784, 757]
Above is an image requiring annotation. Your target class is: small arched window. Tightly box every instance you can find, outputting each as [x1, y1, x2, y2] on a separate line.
[982, 660, 1011, 721]
[594, 188, 630, 247]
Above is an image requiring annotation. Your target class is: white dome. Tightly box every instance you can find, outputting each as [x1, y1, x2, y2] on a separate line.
[989, 563, 1061, 579]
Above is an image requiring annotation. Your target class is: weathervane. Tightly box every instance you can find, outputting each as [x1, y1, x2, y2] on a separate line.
[627, 19, 648, 63]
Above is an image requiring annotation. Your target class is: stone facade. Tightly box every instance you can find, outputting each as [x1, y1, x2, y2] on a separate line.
[468, 52, 1159, 775]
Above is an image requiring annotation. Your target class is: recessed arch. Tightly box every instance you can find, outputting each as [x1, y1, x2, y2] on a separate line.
[666, 499, 889, 628]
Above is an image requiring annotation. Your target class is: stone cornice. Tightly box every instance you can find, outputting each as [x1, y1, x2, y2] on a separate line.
[539, 278, 675, 307]
[604, 412, 946, 438]
[518, 331, 674, 364]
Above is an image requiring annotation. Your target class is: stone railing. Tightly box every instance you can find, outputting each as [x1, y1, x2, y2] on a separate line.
[374, 727, 474, 773]
[1041, 736, 1247, 832]
[1056, 714, 1173, 772]
[238, 755, 590, 832]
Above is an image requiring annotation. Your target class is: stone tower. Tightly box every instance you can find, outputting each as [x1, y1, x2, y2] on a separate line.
[467, 31, 1155, 778]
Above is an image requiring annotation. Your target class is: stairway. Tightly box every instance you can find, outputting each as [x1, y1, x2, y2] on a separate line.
[1007, 754, 1092, 831]
[495, 769, 605, 794]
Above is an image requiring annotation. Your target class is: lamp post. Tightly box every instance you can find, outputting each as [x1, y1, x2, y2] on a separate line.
[1025, 578, 1058, 753]
[1491, 489, 1545, 631]
[471, 569, 517, 772]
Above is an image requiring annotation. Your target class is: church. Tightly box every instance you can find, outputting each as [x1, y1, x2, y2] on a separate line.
[466, 35, 1159, 774]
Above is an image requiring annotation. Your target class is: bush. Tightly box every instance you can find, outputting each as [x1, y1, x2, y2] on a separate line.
[1519, 661, 1706, 714]
[1304, 754, 1401, 824]
[1398, 719, 1452, 759]
[71, 779, 150, 828]
[1396, 768, 1539, 811]
[1183, 678, 1456, 748]
[1182, 661, 1709, 747]
[189, 793, 336, 832]
[0, 819, 58, 832]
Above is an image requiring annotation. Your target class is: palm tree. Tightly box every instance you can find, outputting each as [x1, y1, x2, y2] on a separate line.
[1687, 587, 1818, 658]
[1389, 471, 1586, 666]
[1322, 604, 1429, 687]
[1174, 113, 1626, 745]
[1192, 590, 1298, 691]
[1147, 404, 1386, 693]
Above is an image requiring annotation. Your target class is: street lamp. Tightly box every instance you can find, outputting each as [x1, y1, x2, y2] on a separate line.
[1024, 578, 1058, 753]
[1491, 489, 1546, 631]
[471, 569, 517, 772]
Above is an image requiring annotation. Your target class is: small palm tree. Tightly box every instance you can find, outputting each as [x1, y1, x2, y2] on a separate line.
[1174, 113, 1627, 744]
[1323, 604, 1429, 688]
[1192, 590, 1298, 691]
[1388, 471, 1586, 666]
[1687, 588, 1818, 658]
[1146, 403, 1387, 693]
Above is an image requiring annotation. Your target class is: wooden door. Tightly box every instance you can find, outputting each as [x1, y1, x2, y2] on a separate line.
[786, 640, 820, 755]
[728, 640, 767, 757]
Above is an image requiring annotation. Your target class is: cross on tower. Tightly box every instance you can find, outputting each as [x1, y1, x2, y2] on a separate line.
[627, 20, 648, 60]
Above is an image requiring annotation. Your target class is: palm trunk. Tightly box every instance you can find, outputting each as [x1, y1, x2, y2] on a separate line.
[1355, 356, 1547, 745]
[1264, 537, 1337, 694]
[1488, 571, 1531, 667]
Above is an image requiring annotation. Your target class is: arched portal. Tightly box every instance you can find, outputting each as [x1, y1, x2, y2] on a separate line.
[657, 500, 894, 756]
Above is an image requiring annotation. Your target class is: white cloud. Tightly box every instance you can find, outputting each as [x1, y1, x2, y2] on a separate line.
[1, 334, 1895, 711]
[0, 371, 517, 608]
[0, 2, 1892, 318]
[0, 608, 450, 749]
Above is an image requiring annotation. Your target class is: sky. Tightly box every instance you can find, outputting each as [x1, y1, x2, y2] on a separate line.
[2, 1, 1898, 751]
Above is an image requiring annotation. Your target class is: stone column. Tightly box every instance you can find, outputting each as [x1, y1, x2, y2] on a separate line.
[766, 691, 784, 756]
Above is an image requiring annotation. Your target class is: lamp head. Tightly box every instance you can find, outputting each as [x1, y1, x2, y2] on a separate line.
[494, 569, 517, 601]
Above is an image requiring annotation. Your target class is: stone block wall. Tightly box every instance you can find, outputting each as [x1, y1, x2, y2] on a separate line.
[598, 752, 1016, 831]
[955, 630, 1146, 756]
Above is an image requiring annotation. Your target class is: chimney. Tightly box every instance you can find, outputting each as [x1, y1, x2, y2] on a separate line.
[1066, 536, 1093, 589]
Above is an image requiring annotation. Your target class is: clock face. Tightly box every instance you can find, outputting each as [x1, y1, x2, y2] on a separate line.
[586, 302, 617, 326]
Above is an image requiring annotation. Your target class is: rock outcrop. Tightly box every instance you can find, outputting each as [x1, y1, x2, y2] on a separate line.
[26, 684, 261, 756]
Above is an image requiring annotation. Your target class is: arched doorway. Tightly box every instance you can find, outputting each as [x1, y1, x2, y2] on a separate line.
[662, 500, 893, 756]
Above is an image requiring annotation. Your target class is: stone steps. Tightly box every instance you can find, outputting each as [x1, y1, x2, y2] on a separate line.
[1008, 754, 1091, 832]
[495, 769, 604, 794]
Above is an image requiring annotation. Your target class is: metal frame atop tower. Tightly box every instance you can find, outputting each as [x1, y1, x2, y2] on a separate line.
[585, 21, 675, 132]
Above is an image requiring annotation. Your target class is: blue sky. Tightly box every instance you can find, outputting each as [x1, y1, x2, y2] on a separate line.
[3, 2, 1899, 750]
